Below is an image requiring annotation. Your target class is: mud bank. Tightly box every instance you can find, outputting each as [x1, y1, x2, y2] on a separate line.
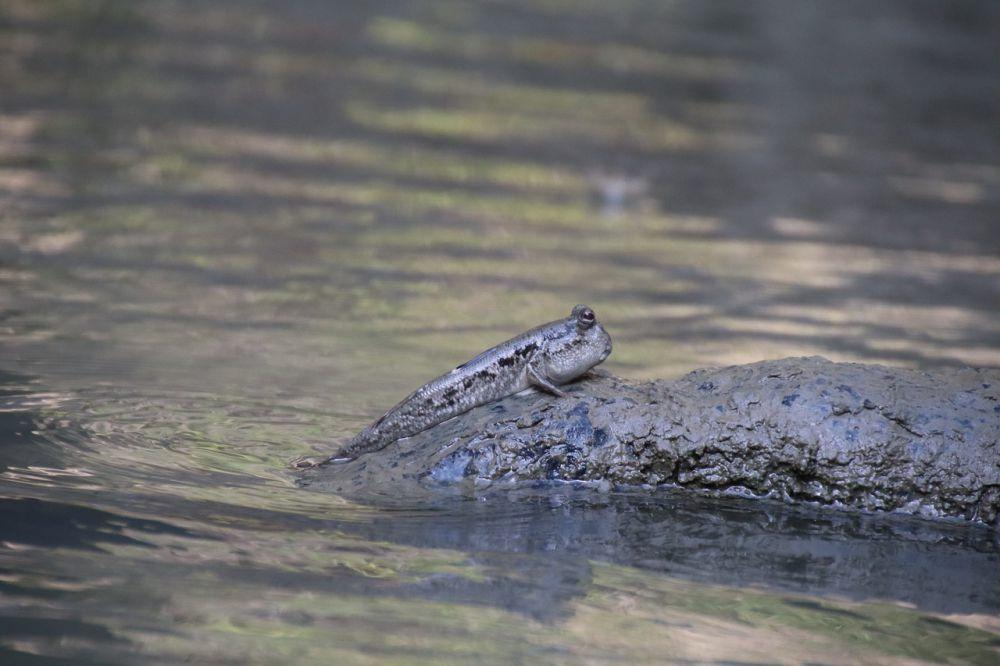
[299, 357, 1000, 526]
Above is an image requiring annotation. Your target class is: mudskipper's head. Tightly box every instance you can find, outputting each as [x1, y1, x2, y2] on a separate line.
[544, 304, 613, 384]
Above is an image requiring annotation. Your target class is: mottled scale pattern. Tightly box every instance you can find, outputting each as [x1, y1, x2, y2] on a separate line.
[334, 306, 612, 461]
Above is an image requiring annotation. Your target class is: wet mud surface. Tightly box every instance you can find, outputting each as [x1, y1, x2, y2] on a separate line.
[301, 357, 1000, 526]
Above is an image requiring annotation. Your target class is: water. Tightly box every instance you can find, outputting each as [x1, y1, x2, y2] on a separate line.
[2, 0, 999, 663]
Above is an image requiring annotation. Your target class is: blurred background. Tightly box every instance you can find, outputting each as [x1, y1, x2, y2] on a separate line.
[1, 1, 999, 663]
[3, 0, 998, 393]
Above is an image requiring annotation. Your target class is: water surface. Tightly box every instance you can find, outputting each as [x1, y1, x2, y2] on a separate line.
[2, 0, 999, 663]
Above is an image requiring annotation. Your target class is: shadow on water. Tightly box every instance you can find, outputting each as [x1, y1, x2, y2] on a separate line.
[5, 482, 999, 662]
[0, 625, 123, 666]
[353, 490, 1000, 615]
[0, 497, 201, 551]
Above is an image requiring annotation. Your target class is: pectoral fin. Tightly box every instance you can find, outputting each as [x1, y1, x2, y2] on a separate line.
[527, 362, 568, 398]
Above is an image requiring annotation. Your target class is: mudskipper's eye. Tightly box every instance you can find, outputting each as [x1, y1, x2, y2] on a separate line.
[578, 308, 595, 325]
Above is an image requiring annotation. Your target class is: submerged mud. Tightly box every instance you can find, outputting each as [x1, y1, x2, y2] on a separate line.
[300, 357, 1000, 526]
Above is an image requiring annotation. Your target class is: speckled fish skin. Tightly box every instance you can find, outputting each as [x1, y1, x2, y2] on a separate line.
[333, 305, 612, 461]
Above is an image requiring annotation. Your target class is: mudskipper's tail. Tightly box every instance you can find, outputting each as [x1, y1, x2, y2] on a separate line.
[289, 435, 359, 470]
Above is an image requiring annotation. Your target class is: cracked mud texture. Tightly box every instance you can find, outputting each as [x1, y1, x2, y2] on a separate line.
[300, 357, 1000, 526]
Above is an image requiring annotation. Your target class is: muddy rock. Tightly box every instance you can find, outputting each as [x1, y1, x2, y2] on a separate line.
[300, 357, 1000, 526]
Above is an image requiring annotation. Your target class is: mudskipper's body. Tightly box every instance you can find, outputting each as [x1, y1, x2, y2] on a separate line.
[331, 305, 612, 462]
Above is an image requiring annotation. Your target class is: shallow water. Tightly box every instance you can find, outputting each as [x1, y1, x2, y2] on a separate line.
[2, 0, 999, 663]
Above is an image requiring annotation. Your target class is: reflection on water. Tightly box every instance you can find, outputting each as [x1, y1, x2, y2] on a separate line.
[1, 0, 999, 662]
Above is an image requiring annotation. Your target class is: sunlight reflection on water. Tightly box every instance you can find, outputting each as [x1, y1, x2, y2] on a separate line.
[1, 0, 999, 662]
